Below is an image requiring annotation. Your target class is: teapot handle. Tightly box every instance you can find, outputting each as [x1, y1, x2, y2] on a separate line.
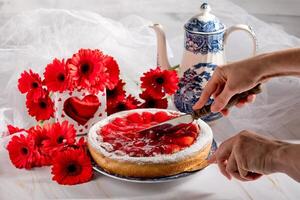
[224, 24, 257, 56]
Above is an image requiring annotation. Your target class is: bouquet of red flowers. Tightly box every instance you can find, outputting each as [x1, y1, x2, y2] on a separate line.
[7, 48, 179, 185]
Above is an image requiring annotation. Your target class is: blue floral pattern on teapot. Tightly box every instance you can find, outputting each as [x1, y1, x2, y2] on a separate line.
[184, 18, 224, 33]
[174, 63, 222, 122]
[185, 31, 224, 54]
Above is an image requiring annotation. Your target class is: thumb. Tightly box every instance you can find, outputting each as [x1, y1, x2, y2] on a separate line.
[211, 85, 236, 112]
[193, 80, 217, 110]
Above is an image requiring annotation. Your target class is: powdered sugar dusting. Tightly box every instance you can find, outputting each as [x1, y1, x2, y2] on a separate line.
[88, 109, 213, 164]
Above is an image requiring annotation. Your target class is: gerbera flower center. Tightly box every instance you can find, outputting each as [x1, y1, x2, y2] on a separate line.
[67, 164, 77, 173]
[117, 103, 126, 111]
[155, 77, 164, 84]
[36, 136, 47, 147]
[147, 99, 156, 107]
[106, 89, 115, 97]
[32, 82, 39, 88]
[57, 73, 65, 82]
[80, 63, 91, 75]
[66, 162, 82, 175]
[57, 136, 64, 144]
[21, 147, 28, 155]
[39, 101, 47, 109]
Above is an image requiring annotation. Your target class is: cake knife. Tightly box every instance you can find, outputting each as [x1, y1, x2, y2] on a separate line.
[138, 84, 262, 134]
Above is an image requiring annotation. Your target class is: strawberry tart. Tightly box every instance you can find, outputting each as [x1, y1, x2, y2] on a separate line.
[88, 109, 213, 178]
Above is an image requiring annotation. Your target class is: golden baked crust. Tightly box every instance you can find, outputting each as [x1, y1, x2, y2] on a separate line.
[88, 142, 211, 178]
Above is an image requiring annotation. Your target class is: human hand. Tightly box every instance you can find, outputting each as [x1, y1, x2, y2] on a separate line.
[208, 130, 287, 181]
[193, 58, 264, 114]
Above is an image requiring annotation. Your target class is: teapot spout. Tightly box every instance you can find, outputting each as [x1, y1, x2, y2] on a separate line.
[150, 24, 171, 69]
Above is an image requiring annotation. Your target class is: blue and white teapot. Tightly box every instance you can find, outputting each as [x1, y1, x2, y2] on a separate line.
[151, 3, 256, 122]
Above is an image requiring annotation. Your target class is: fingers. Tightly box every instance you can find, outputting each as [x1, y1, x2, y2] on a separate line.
[246, 172, 263, 181]
[213, 137, 235, 180]
[212, 83, 224, 98]
[220, 109, 229, 116]
[235, 101, 246, 108]
[211, 131, 265, 182]
[236, 165, 251, 181]
[207, 153, 231, 179]
[220, 94, 257, 115]
[234, 153, 262, 181]
[235, 94, 256, 108]
[211, 85, 236, 112]
[247, 94, 256, 103]
[193, 79, 218, 110]
[226, 153, 249, 181]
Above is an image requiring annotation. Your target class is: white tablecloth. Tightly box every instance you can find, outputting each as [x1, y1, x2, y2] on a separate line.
[1, 134, 299, 200]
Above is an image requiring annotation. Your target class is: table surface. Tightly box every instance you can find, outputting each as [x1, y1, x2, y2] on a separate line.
[1, 135, 300, 200]
[0, 0, 299, 199]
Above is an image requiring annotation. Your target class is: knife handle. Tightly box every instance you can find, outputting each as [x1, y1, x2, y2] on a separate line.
[192, 84, 262, 120]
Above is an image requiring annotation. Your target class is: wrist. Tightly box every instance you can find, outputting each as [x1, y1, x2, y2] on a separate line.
[254, 52, 280, 82]
[269, 142, 292, 174]
[256, 49, 300, 81]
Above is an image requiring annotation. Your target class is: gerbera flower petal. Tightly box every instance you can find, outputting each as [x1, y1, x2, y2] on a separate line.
[7, 125, 25, 135]
[18, 69, 43, 101]
[102, 55, 120, 90]
[107, 95, 140, 115]
[27, 125, 49, 148]
[27, 125, 52, 166]
[51, 148, 93, 185]
[43, 121, 76, 156]
[34, 151, 52, 167]
[44, 58, 70, 92]
[26, 89, 55, 121]
[106, 79, 126, 105]
[161, 69, 179, 95]
[6, 134, 36, 169]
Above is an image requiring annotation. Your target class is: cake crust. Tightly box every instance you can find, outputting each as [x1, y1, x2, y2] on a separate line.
[88, 142, 211, 178]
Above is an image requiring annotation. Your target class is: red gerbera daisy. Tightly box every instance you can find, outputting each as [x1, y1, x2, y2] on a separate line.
[7, 125, 25, 135]
[140, 67, 179, 99]
[139, 91, 168, 109]
[107, 95, 140, 115]
[51, 148, 93, 185]
[27, 125, 51, 166]
[44, 58, 70, 92]
[28, 125, 49, 148]
[43, 121, 76, 156]
[18, 69, 43, 101]
[26, 89, 54, 121]
[102, 55, 120, 90]
[76, 137, 87, 150]
[67, 49, 107, 93]
[65, 137, 87, 152]
[7, 134, 35, 169]
[106, 79, 126, 105]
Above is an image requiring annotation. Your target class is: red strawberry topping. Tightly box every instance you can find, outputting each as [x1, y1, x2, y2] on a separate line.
[98, 111, 199, 157]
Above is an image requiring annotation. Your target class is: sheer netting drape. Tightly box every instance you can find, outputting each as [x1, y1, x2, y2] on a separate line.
[0, 0, 300, 138]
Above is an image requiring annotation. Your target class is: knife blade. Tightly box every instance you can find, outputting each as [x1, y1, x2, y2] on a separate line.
[138, 84, 262, 135]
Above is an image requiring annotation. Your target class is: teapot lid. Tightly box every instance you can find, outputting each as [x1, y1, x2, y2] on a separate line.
[184, 3, 225, 33]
